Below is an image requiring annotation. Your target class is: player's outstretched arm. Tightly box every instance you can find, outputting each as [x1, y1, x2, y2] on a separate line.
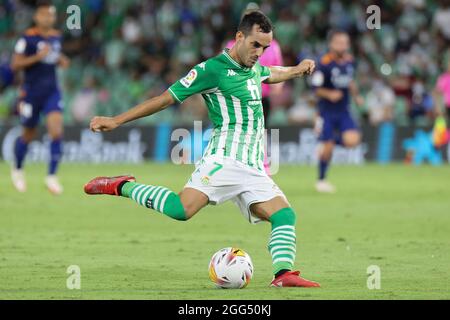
[90, 90, 175, 132]
[265, 59, 315, 84]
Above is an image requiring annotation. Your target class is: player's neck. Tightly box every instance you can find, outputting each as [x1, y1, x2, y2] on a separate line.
[227, 47, 245, 68]
[36, 26, 52, 37]
[330, 51, 346, 63]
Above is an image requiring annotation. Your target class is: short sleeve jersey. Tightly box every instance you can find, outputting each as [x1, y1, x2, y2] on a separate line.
[311, 52, 355, 114]
[14, 27, 62, 92]
[169, 49, 271, 171]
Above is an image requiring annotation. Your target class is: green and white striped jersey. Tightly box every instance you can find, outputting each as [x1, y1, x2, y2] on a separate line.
[168, 49, 271, 171]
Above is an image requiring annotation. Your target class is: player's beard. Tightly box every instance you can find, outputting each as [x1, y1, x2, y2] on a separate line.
[246, 55, 258, 67]
[237, 45, 256, 67]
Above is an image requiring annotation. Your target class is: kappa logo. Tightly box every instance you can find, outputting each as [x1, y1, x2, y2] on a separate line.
[180, 69, 198, 88]
[198, 62, 206, 70]
[200, 176, 210, 185]
[227, 69, 237, 76]
[145, 198, 154, 209]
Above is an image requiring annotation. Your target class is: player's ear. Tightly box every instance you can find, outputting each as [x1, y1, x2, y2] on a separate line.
[235, 31, 245, 43]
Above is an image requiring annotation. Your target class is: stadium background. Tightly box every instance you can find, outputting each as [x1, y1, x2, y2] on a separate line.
[0, 0, 449, 300]
[0, 0, 450, 165]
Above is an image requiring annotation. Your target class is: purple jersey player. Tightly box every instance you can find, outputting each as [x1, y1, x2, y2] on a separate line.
[311, 30, 364, 193]
[10, 1, 70, 195]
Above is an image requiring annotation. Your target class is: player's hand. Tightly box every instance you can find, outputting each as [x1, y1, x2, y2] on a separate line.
[328, 90, 343, 102]
[297, 59, 315, 76]
[90, 116, 119, 132]
[36, 44, 51, 60]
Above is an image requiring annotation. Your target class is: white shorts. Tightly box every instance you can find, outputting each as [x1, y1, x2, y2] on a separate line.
[184, 155, 287, 224]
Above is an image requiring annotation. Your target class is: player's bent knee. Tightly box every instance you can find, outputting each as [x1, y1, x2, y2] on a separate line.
[269, 207, 297, 226]
[178, 188, 208, 220]
[174, 207, 189, 221]
[165, 206, 188, 221]
[343, 132, 360, 148]
[281, 207, 297, 224]
[162, 193, 189, 221]
[178, 204, 195, 221]
[345, 137, 360, 148]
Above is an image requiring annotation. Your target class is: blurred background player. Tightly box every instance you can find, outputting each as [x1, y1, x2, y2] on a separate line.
[311, 30, 364, 193]
[225, 4, 284, 175]
[10, 0, 69, 194]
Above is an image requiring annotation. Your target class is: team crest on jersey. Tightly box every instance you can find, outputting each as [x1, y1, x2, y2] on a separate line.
[200, 176, 210, 185]
[180, 69, 197, 88]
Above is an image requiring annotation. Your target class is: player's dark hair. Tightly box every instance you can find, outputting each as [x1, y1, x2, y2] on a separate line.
[327, 29, 349, 42]
[238, 11, 273, 36]
[35, 0, 53, 9]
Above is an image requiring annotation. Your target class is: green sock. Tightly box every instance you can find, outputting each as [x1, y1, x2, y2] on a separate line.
[120, 182, 186, 221]
[268, 207, 297, 275]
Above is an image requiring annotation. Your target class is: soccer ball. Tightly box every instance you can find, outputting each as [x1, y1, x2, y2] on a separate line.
[208, 247, 253, 289]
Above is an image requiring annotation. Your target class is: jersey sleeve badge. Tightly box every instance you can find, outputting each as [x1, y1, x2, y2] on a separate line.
[180, 69, 198, 88]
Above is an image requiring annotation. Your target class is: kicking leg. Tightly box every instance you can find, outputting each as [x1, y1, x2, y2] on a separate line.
[250, 197, 320, 287]
[178, 187, 209, 219]
[84, 176, 208, 221]
[45, 111, 64, 194]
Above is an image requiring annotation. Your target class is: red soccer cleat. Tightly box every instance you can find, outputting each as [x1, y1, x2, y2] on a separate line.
[270, 271, 320, 288]
[84, 175, 136, 196]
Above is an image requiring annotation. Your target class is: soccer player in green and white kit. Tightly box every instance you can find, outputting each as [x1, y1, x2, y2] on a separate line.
[84, 11, 320, 287]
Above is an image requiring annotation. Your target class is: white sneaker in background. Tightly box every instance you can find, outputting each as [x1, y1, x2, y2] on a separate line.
[45, 175, 63, 195]
[315, 180, 336, 194]
[11, 168, 27, 193]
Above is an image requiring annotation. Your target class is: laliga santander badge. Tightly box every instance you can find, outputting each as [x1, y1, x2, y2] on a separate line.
[180, 69, 198, 88]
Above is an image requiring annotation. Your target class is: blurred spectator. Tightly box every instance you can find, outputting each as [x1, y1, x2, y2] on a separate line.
[0, 0, 448, 128]
[433, 0, 450, 48]
[121, 6, 143, 44]
[70, 75, 98, 124]
[287, 92, 316, 125]
[366, 78, 395, 125]
[104, 30, 126, 69]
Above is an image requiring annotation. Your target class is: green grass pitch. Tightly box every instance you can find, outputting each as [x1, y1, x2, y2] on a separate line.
[0, 162, 449, 300]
